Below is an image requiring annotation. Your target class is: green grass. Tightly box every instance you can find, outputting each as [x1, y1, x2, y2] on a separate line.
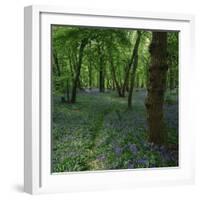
[52, 89, 178, 172]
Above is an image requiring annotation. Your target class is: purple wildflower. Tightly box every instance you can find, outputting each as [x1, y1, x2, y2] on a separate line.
[114, 146, 122, 156]
[137, 158, 149, 166]
[128, 163, 134, 169]
[129, 144, 138, 154]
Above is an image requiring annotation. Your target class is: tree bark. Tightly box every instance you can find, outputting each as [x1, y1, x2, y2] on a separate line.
[128, 31, 141, 108]
[53, 51, 61, 77]
[88, 58, 92, 90]
[112, 80, 115, 90]
[71, 39, 87, 103]
[122, 32, 141, 97]
[69, 55, 74, 81]
[121, 64, 131, 97]
[99, 65, 105, 92]
[77, 76, 82, 90]
[66, 79, 70, 103]
[128, 55, 139, 108]
[145, 32, 168, 145]
[98, 45, 105, 92]
[169, 67, 174, 90]
[109, 51, 123, 97]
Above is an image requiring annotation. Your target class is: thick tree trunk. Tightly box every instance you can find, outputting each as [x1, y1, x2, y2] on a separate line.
[145, 32, 168, 145]
[71, 39, 87, 103]
[128, 31, 141, 108]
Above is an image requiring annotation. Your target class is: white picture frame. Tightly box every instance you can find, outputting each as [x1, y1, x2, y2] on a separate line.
[24, 5, 195, 194]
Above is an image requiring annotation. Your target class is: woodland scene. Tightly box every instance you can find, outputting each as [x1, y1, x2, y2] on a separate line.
[51, 25, 178, 172]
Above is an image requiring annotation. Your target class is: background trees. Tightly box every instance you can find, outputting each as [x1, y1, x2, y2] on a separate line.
[52, 25, 178, 146]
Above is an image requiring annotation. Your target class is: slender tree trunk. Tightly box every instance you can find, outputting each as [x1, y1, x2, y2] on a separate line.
[77, 77, 82, 90]
[112, 69, 122, 96]
[66, 79, 70, 102]
[145, 32, 168, 145]
[126, 74, 129, 92]
[135, 74, 139, 88]
[68, 55, 75, 82]
[169, 67, 174, 90]
[98, 45, 105, 92]
[53, 52, 65, 103]
[141, 80, 144, 88]
[88, 59, 92, 90]
[122, 65, 130, 97]
[128, 31, 142, 108]
[71, 39, 87, 103]
[109, 52, 123, 97]
[128, 55, 139, 108]
[112, 80, 115, 90]
[106, 79, 111, 89]
[144, 59, 149, 88]
[99, 65, 105, 92]
[53, 51, 61, 77]
[122, 32, 141, 97]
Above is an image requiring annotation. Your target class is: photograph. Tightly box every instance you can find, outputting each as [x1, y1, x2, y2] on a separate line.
[51, 25, 179, 173]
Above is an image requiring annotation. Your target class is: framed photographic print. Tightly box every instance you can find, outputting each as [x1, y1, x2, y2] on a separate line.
[24, 5, 195, 194]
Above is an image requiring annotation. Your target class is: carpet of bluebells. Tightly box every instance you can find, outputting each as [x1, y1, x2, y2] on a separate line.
[52, 89, 178, 172]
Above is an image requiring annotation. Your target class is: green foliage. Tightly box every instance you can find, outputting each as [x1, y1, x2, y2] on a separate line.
[52, 26, 178, 94]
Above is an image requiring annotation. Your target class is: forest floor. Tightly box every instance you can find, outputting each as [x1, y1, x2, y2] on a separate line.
[52, 89, 178, 172]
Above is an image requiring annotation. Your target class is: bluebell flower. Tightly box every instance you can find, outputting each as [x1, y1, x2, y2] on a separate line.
[114, 146, 122, 156]
[129, 144, 138, 154]
[128, 163, 134, 169]
[137, 158, 149, 166]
